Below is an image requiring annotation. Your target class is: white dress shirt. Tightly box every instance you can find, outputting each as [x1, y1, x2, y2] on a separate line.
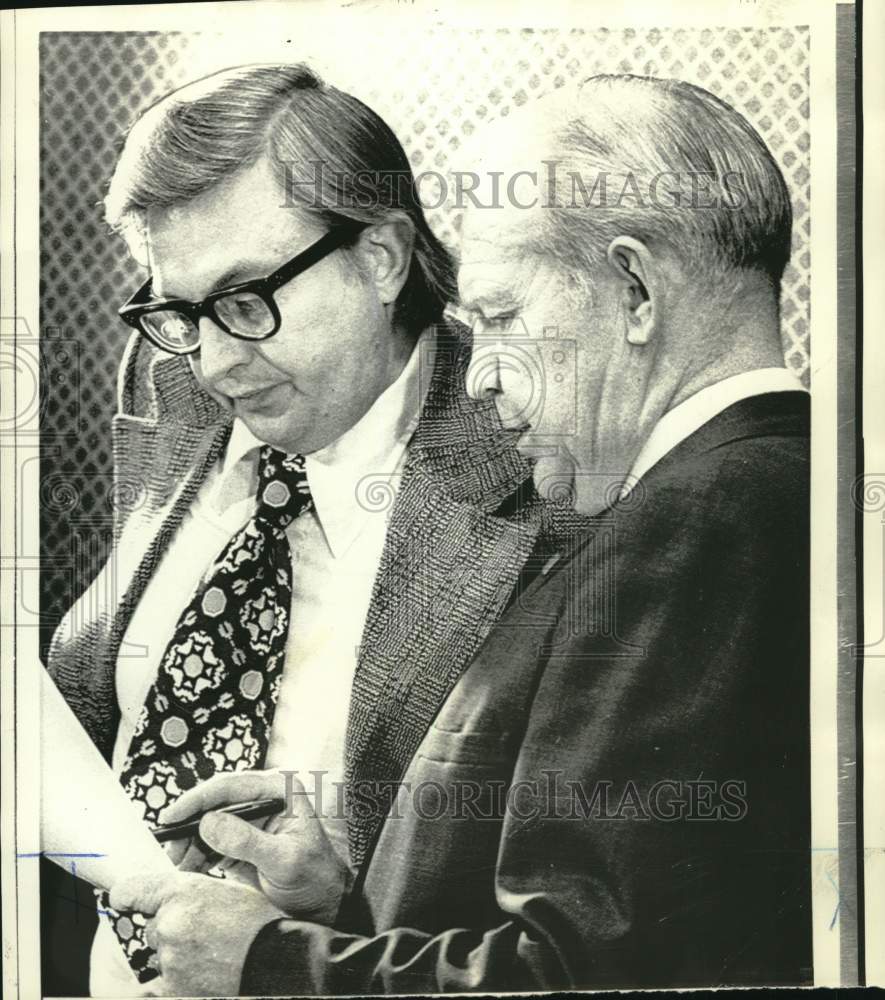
[622, 367, 807, 496]
[90, 332, 431, 997]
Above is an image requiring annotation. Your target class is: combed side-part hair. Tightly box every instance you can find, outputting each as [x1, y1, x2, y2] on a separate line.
[105, 63, 456, 334]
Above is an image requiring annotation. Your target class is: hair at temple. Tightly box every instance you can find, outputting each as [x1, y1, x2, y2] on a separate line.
[105, 63, 457, 335]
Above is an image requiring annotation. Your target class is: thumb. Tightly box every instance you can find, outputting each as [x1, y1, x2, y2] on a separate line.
[199, 811, 296, 887]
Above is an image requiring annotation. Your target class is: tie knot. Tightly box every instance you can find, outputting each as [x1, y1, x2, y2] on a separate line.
[256, 446, 313, 528]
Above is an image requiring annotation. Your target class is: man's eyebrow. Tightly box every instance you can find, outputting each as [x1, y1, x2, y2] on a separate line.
[460, 289, 516, 315]
[458, 274, 510, 312]
[152, 263, 262, 302]
[207, 264, 263, 294]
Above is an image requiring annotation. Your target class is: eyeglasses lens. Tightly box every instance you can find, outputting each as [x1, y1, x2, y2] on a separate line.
[140, 310, 200, 352]
[213, 292, 276, 337]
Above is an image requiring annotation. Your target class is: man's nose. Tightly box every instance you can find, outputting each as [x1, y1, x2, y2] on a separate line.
[195, 317, 254, 386]
[466, 340, 503, 400]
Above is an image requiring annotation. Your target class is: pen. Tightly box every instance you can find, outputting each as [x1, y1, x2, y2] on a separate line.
[152, 797, 285, 843]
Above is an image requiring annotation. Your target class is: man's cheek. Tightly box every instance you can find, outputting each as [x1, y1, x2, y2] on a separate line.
[188, 358, 233, 410]
[493, 348, 544, 427]
[204, 387, 235, 412]
[525, 339, 578, 439]
[260, 336, 319, 384]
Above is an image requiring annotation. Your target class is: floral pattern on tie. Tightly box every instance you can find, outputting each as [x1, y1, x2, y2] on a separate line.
[99, 446, 313, 982]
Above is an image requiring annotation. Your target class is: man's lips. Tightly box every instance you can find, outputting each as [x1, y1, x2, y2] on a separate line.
[228, 384, 288, 408]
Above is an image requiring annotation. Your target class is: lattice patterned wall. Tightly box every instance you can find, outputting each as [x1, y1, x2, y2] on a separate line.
[39, 27, 810, 650]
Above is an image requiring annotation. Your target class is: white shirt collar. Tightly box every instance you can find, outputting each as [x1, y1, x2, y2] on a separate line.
[622, 367, 807, 496]
[216, 328, 434, 556]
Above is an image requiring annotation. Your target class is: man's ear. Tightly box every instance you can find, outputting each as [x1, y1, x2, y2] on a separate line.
[605, 236, 657, 346]
[358, 216, 415, 307]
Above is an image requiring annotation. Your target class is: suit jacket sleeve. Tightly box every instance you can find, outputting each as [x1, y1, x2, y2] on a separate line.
[241, 441, 812, 993]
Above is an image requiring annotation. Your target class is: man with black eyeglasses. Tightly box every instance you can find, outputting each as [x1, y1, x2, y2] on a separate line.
[47, 63, 581, 996]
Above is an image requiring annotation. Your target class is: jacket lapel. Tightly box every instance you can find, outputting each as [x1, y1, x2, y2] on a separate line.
[50, 342, 231, 759]
[345, 325, 543, 870]
[110, 349, 233, 692]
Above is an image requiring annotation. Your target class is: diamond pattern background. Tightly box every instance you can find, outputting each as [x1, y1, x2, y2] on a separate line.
[39, 27, 810, 652]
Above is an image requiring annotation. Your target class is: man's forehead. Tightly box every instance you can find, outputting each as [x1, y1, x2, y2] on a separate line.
[457, 203, 540, 302]
[143, 158, 318, 299]
[148, 160, 300, 249]
[457, 261, 519, 309]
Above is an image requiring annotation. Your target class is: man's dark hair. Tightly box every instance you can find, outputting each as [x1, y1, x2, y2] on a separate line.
[105, 63, 456, 334]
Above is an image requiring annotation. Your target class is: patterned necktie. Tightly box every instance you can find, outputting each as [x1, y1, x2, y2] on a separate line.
[99, 446, 313, 982]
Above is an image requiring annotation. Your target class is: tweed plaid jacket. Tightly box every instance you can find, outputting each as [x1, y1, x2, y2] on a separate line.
[47, 319, 587, 870]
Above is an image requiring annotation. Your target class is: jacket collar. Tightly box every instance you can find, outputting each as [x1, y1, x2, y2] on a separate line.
[625, 370, 807, 491]
[343, 324, 548, 869]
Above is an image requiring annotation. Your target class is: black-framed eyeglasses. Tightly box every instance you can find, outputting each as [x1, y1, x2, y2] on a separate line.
[119, 223, 368, 356]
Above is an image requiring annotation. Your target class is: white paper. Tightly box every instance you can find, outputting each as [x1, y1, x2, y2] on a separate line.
[40, 666, 175, 891]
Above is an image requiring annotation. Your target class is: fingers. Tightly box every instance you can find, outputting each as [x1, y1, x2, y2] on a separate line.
[164, 837, 190, 867]
[177, 839, 218, 873]
[163, 832, 217, 873]
[197, 811, 297, 888]
[159, 770, 284, 824]
[219, 859, 261, 893]
[110, 872, 187, 914]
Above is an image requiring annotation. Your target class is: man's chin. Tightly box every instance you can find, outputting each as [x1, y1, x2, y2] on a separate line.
[237, 411, 309, 456]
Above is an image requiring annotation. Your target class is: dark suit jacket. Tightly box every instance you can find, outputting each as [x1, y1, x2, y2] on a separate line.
[240, 390, 812, 993]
